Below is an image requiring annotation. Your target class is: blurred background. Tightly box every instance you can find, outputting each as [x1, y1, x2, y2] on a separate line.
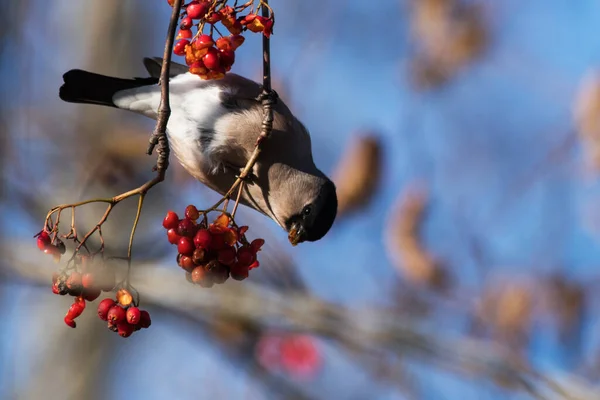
[2, 0, 600, 399]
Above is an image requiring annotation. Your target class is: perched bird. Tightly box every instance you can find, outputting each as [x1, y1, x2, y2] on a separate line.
[58, 57, 337, 245]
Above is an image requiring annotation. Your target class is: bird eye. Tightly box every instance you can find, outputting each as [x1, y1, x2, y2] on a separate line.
[302, 205, 312, 216]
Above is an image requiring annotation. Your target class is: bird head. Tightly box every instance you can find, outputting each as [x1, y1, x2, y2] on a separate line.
[282, 179, 337, 246]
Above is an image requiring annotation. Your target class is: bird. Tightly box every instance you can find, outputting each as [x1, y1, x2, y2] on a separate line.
[58, 57, 337, 246]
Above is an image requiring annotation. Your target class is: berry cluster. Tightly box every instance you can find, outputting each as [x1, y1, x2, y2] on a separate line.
[162, 205, 264, 287]
[96, 291, 151, 338]
[36, 230, 66, 262]
[169, 0, 274, 80]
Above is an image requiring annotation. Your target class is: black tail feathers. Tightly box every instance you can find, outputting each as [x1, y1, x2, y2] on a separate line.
[59, 69, 158, 107]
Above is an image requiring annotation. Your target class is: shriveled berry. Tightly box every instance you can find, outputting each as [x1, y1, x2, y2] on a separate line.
[174, 39, 190, 56]
[107, 305, 126, 324]
[162, 211, 179, 230]
[180, 16, 193, 30]
[139, 310, 152, 328]
[185, 205, 200, 221]
[177, 218, 196, 237]
[179, 255, 195, 272]
[206, 12, 221, 24]
[66, 300, 85, 320]
[178, 237, 195, 256]
[251, 238, 265, 253]
[194, 229, 212, 249]
[229, 34, 245, 50]
[117, 322, 135, 338]
[64, 317, 76, 328]
[83, 287, 101, 301]
[217, 247, 236, 265]
[191, 266, 206, 284]
[167, 228, 180, 245]
[97, 298, 116, 321]
[186, 1, 209, 19]
[126, 307, 141, 325]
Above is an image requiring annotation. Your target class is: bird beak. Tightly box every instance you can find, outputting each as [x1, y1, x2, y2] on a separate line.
[288, 222, 306, 246]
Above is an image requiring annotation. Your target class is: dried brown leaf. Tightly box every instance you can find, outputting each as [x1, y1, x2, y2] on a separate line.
[332, 133, 382, 216]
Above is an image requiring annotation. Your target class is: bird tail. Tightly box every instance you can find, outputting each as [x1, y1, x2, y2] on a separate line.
[58, 69, 158, 108]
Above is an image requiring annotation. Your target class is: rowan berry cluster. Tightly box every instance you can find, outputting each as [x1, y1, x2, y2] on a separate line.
[96, 291, 151, 338]
[169, 0, 275, 80]
[162, 205, 264, 287]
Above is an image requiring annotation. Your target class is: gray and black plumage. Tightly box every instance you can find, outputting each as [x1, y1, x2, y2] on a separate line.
[59, 58, 337, 245]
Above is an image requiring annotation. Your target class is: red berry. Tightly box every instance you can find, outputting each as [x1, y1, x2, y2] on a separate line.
[194, 229, 212, 249]
[251, 238, 265, 253]
[97, 298, 115, 321]
[81, 272, 95, 289]
[139, 310, 152, 328]
[107, 305, 126, 324]
[174, 39, 190, 56]
[219, 49, 235, 69]
[211, 233, 226, 250]
[186, 1, 209, 19]
[176, 29, 193, 40]
[117, 322, 135, 338]
[217, 247, 236, 265]
[66, 300, 85, 320]
[83, 287, 101, 302]
[64, 317, 76, 328]
[202, 47, 221, 71]
[185, 205, 200, 221]
[237, 246, 256, 267]
[194, 34, 215, 51]
[178, 237, 195, 256]
[37, 232, 51, 250]
[126, 307, 141, 325]
[167, 228, 180, 245]
[52, 282, 60, 295]
[180, 16, 193, 30]
[191, 266, 206, 284]
[177, 218, 196, 237]
[179, 255, 195, 272]
[66, 272, 82, 290]
[162, 211, 179, 230]
[248, 260, 260, 270]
